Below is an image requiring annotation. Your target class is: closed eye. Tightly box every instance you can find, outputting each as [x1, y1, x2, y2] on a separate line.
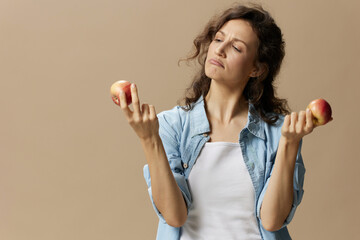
[233, 46, 241, 52]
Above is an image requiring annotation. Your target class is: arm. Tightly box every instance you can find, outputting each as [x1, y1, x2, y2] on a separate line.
[260, 110, 313, 231]
[118, 83, 187, 227]
[140, 135, 187, 227]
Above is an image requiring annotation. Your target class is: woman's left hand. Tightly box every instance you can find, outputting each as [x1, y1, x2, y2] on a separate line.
[281, 109, 315, 143]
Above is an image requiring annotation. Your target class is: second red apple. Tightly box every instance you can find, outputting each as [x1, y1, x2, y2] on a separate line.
[306, 98, 332, 126]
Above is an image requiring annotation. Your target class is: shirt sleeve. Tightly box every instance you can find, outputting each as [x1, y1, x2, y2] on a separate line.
[143, 108, 192, 223]
[256, 139, 306, 229]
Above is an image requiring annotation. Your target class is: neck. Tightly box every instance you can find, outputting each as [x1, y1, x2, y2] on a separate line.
[204, 81, 249, 125]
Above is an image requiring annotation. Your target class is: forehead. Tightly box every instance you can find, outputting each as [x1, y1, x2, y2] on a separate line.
[218, 19, 259, 48]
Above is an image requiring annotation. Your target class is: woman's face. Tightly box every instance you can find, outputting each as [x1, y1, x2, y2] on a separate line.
[205, 19, 261, 86]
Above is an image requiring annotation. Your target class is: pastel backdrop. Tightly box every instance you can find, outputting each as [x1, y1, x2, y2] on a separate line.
[1, 0, 359, 239]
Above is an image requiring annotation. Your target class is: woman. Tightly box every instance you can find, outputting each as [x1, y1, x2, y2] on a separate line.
[117, 3, 313, 240]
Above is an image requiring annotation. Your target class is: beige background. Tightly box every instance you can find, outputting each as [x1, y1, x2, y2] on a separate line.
[1, 0, 359, 239]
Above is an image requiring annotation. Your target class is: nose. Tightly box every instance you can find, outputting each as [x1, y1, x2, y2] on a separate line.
[215, 42, 226, 57]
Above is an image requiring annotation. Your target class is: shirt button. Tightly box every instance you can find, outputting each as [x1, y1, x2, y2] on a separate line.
[250, 162, 255, 170]
[183, 163, 188, 169]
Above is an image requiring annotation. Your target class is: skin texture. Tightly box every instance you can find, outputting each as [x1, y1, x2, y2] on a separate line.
[204, 19, 264, 126]
[202, 19, 317, 231]
[118, 84, 187, 227]
[116, 19, 331, 230]
[260, 110, 314, 231]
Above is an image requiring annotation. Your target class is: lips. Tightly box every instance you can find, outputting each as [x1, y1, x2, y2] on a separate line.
[209, 58, 224, 68]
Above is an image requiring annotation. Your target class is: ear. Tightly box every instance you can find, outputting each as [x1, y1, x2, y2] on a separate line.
[249, 62, 267, 78]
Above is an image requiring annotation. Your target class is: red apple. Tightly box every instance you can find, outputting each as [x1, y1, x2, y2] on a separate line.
[306, 98, 332, 126]
[110, 80, 132, 106]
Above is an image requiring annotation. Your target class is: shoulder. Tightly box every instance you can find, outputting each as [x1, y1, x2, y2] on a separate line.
[156, 96, 206, 142]
[156, 104, 192, 143]
[262, 113, 285, 146]
[157, 99, 200, 130]
[157, 105, 187, 129]
[263, 113, 285, 130]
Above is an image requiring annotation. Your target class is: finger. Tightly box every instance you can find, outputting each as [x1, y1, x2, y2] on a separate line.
[297, 111, 306, 131]
[282, 114, 290, 132]
[130, 83, 141, 118]
[118, 90, 132, 119]
[305, 108, 314, 130]
[149, 105, 157, 120]
[142, 104, 150, 120]
[290, 112, 298, 132]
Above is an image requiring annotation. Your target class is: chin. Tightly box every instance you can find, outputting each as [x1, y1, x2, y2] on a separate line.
[205, 64, 220, 80]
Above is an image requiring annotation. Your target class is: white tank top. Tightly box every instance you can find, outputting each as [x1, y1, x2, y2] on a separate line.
[180, 142, 262, 240]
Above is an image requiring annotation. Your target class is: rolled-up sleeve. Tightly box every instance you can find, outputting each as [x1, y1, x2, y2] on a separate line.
[143, 109, 192, 223]
[256, 139, 306, 229]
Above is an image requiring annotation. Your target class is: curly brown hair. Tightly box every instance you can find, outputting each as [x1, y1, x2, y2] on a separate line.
[177, 3, 290, 125]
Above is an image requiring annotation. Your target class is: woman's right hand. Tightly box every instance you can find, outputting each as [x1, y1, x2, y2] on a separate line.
[119, 83, 188, 227]
[118, 83, 159, 141]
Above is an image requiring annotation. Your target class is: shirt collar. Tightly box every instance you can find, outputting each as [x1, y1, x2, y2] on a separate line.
[189, 95, 265, 140]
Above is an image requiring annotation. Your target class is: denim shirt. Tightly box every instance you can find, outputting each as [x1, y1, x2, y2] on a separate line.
[143, 95, 305, 240]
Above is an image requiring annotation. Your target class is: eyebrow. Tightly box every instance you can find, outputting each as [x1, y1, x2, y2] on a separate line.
[218, 30, 248, 48]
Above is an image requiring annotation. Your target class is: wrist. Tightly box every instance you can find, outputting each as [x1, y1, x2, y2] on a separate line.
[280, 135, 301, 146]
[278, 137, 301, 162]
[140, 134, 162, 147]
[275, 136, 300, 167]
